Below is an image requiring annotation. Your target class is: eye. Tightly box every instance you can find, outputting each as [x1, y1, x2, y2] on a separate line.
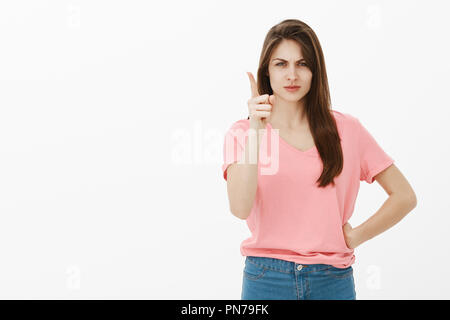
[275, 62, 307, 66]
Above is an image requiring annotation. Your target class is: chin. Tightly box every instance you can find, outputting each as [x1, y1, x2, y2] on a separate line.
[283, 94, 303, 101]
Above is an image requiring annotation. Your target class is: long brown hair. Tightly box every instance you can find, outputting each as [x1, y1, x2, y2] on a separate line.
[248, 19, 343, 188]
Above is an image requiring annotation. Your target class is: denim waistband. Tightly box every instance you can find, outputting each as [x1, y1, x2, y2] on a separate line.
[245, 255, 351, 274]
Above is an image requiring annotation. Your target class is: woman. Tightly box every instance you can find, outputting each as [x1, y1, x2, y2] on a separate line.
[221, 19, 417, 300]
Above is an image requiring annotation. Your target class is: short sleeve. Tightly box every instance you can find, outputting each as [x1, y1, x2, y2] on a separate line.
[222, 120, 250, 181]
[357, 118, 395, 184]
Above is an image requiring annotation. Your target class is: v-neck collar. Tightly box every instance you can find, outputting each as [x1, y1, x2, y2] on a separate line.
[266, 121, 318, 156]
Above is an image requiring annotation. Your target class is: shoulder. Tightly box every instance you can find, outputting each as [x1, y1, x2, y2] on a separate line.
[331, 109, 361, 132]
[225, 118, 251, 133]
[331, 109, 358, 124]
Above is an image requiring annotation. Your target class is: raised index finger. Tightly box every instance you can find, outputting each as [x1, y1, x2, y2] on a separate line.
[247, 72, 259, 98]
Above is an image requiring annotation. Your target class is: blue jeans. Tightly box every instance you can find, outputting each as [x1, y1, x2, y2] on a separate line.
[241, 256, 356, 300]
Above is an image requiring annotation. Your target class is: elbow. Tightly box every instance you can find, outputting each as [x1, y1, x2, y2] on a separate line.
[228, 197, 252, 220]
[401, 190, 417, 211]
[238, 212, 250, 220]
[230, 206, 251, 220]
[409, 191, 418, 209]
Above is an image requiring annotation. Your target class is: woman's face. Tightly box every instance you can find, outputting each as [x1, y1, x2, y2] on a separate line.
[267, 39, 313, 102]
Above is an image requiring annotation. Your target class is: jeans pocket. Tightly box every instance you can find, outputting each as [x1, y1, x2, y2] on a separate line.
[325, 266, 353, 279]
[243, 260, 267, 280]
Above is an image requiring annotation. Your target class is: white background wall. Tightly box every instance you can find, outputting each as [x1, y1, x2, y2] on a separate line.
[0, 0, 448, 299]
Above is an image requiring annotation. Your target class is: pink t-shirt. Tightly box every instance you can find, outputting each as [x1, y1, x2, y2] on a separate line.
[221, 109, 394, 268]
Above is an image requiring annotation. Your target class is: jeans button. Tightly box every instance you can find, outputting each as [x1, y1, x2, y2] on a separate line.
[297, 265, 303, 271]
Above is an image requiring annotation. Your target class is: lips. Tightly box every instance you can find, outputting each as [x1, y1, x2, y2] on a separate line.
[284, 86, 300, 89]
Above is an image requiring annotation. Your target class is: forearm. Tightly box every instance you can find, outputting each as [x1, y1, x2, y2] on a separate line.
[355, 193, 417, 245]
[227, 120, 264, 219]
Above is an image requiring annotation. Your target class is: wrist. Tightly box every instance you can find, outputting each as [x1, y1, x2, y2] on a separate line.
[249, 118, 263, 130]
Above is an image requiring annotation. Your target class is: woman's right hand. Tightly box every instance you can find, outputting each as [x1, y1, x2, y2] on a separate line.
[246, 72, 274, 126]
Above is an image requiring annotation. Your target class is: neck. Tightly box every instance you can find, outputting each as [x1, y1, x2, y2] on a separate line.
[269, 96, 308, 130]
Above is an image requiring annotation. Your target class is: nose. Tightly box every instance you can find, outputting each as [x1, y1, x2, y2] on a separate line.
[286, 66, 298, 81]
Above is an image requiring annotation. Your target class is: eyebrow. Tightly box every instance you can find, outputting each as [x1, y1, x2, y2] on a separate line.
[272, 58, 305, 62]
